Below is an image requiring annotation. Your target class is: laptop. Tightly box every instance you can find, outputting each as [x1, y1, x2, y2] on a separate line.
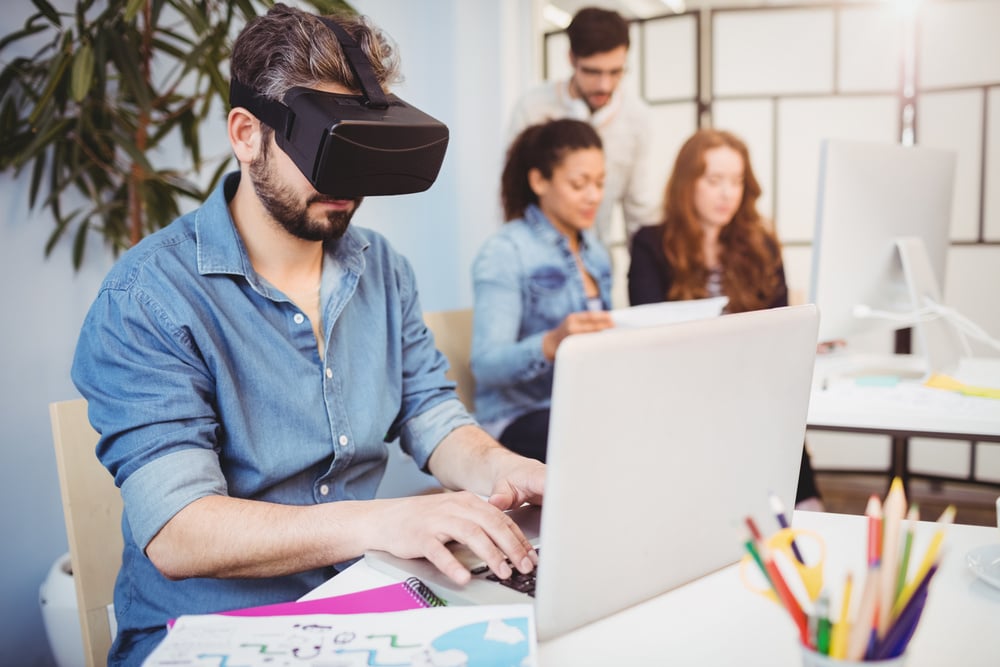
[366, 304, 819, 641]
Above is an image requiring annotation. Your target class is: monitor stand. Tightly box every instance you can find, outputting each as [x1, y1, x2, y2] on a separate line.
[834, 237, 963, 381]
[895, 236, 963, 377]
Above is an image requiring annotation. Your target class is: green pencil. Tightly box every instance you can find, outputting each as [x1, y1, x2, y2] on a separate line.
[895, 504, 919, 603]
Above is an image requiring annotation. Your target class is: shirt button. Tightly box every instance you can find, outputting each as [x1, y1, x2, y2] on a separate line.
[338, 434, 349, 446]
[319, 484, 329, 496]
[325, 368, 333, 379]
[293, 313, 305, 324]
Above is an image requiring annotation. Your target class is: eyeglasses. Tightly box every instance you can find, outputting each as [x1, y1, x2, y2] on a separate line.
[574, 65, 626, 80]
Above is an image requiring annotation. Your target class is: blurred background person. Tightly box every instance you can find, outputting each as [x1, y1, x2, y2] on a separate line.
[628, 128, 823, 510]
[472, 119, 615, 462]
[508, 6, 661, 245]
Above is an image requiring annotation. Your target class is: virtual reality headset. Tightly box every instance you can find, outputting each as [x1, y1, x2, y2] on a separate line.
[229, 16, 449, 198]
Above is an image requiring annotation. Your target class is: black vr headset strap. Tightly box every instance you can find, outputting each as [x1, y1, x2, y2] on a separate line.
[318, 16, 389, 110]
[229, 78, 293, 139]
[229, 77, 295, 135]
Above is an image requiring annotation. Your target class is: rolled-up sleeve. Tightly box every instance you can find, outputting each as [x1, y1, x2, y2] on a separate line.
[400, 399, 476, 470]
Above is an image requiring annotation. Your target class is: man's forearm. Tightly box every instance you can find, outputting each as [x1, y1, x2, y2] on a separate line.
[427, 424, 513, 495]
[145, 494, 379, 580]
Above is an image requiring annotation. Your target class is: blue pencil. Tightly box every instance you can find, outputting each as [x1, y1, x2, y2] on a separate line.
[769, 491, 804, 563]
[872, 563, 938, 659]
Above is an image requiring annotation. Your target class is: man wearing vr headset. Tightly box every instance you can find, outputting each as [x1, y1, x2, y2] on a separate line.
[71, 5, 543, 665]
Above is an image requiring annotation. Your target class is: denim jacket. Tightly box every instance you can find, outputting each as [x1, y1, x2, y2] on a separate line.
[71, 173, 474, 666]
[471, 204, 612, 426]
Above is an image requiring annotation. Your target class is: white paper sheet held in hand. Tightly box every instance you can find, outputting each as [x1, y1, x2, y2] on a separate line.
[611, 296, 728, 328]
[142, 604, 536, 667]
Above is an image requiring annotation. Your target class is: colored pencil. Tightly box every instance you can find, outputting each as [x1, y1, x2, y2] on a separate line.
[865, 494, 883, 567]
[828, 572, 853, 659]
[895, 504, 919, 604]
[846, 496, 883, 660]
[875, 562, 939, 659]
[770, 491, 804, 563]
[893, 505, 954, 618]
[815, 591, 832, 655]
[878, 478, 907, 637]
[845, 565, 880, 660]
[746, 516, 809, 645]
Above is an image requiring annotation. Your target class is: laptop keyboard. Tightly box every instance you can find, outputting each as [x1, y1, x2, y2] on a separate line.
[471, 548, 540, 597]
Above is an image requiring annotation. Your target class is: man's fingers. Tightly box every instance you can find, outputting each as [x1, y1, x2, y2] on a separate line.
[422, 539, 472, 585]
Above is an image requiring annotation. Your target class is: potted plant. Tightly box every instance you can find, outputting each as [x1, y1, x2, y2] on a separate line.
[0, 0, 348, 268]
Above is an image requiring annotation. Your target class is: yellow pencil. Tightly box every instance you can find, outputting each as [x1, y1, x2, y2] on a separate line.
[892, 504, 955, 618]
[829, 572, 853, 659]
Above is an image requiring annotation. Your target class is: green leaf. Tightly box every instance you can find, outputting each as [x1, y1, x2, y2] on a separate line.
[70, 43, 94, 102]
[71, 214, 90, 269]
[27, 47, 72, 126]
[124, 0, 145, 23]
[30, 0, 61, 26]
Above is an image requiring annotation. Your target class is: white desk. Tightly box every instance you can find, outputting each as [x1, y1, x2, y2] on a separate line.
[808, 354, 1000, 441]
[807, 354, 1000, 492]
[306, 512, 1000, 666]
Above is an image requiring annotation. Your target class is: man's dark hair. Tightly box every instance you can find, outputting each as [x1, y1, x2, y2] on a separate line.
[565, 7, 630, 57]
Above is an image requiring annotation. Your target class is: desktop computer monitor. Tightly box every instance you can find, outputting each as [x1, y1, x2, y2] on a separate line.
[809, 139, 960, 373]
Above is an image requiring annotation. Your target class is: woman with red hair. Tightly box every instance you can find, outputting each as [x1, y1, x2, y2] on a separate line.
[628, 128, 823, 510]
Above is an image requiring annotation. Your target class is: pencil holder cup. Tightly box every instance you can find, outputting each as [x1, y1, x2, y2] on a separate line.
[801, 647, 907, 667]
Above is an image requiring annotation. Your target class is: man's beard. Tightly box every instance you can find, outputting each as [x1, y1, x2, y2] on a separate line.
[249, 149, 361, 243]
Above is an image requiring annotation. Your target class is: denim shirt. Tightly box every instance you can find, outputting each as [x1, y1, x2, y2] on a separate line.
[471, 204, 612, 426]
[71, 173, 474, 666]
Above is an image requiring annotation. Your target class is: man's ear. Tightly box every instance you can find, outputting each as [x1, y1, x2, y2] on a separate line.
[228, 107, 262, 164]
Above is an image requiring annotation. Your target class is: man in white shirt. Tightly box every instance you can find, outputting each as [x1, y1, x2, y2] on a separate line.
[508, 6, 662, 245]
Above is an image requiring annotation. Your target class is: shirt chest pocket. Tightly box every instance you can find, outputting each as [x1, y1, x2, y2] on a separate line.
[526, 265, 574, 328]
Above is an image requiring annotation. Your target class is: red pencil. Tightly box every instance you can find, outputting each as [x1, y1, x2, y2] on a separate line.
[866, 494, 883, 567]
[746, 516, 809, 645]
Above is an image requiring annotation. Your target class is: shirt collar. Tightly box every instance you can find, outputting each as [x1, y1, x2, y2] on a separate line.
[194, 172, 369, 283]
[523, 203, 593, 251]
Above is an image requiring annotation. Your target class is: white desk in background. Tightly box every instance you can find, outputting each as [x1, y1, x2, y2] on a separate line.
[807, 353, 1000, 492]
[305, 512, 1000, 667]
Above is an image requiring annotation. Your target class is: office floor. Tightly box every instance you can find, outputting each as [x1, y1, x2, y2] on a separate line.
[815, 471, 1000, 527]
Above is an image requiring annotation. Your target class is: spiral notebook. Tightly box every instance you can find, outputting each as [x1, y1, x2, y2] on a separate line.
[165, 576, 445, 630]
[220, 576, 445, 618]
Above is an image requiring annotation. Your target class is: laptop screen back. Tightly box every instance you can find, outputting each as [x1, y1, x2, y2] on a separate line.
[533, 305, 818, 639]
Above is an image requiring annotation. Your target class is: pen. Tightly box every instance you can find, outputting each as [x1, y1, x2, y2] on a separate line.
[769, 491, 804, 563]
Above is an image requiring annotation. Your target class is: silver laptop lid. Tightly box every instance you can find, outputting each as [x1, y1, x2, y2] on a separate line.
[534, 304, 818, 640]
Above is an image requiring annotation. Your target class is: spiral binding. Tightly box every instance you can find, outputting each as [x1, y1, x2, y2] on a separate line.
[403, 576, 447, 607]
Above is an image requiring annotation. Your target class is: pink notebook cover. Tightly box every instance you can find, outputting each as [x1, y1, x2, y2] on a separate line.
[167, 578, 443, 629]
